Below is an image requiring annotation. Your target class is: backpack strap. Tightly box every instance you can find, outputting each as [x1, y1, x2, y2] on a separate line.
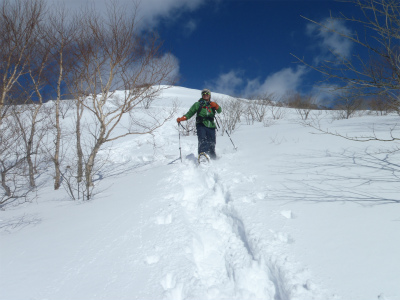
[196, 100, 216, 124]
[197, 99, 205, 116]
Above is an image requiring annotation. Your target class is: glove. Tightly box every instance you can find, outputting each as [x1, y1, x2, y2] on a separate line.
[210, 102, 219, 110]
[176, 116, 187, 123]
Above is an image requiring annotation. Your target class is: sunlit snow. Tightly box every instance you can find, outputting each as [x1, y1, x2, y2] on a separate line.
[1, 86, 399, 300]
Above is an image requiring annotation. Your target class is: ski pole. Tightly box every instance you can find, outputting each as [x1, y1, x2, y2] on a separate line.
[216, 115, 238, 150]
[225, 128, 238, 150]
[179, 129, 182, 162]
[215, 116, 220, 131]
[179, 122, 189, 133]
[178, 123, 184, 162]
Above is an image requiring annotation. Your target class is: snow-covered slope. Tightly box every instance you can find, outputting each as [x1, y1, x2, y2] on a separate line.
[1, 87, 399, 300]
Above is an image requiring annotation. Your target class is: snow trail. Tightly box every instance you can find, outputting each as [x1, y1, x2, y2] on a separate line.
[177, 161, 274, 299]
[163, 155, 331, 300]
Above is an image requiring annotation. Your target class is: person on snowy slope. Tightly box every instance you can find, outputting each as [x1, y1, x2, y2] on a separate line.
[177, 88, 222, 159]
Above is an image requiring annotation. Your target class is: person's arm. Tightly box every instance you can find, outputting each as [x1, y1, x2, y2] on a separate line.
[176, 102, 199, 123]
[184, 102, 200, 119]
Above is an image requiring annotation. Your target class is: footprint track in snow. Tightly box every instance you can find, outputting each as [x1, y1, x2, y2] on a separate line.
[176, 165, 277, 299]
[164, 161, 330, 300]
[161, 273, 184, 300]
[145, 255, 160, 265]
[155, 213, 172, 225]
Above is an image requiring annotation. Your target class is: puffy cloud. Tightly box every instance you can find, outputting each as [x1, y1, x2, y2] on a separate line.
[206, 70, 244, 96]
[306, 18, 354, 64]
[137, 0, 204, 27]
[35, 0, 188, 86]
[207, 66, 308, 98]
[46, 0, 207, 29]
[163, 53, 181, 84]
[245, 66, 308, 98]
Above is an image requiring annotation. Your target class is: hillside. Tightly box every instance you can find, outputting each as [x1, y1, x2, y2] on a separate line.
[1, 87, 399, 300]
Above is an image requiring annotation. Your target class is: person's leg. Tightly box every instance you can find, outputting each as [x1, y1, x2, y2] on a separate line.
[207, 128, 217, 159]
[196, 124, 208, 155]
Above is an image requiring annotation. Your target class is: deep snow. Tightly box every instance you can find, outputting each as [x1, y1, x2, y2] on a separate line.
[1, 86, 399, 300]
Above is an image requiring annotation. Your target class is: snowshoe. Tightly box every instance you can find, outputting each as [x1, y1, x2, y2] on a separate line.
[198, 152, 210, 165]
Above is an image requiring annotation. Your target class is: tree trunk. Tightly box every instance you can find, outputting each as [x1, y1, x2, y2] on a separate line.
[1, 170, 11, 197]
[26, 133, 36, 188]
[53, 115, 61, 189]
[76, 100, 83, 183]
[84, 128, 105, 200]
[53, 54, 63, 190]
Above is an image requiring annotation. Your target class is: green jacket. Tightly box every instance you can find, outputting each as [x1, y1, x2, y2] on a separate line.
[184, 99, 222, 128]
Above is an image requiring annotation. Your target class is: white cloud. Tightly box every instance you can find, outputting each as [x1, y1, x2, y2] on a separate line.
[206, 70, 243, 96]
[207, 66, 308, 98]
[163, 53, 181, 83]
[183, 19, 198, 37]
[245, 66, 308, 98]
[45, 0, 207, 29]
[33, 0, 187, 85]
[307, 18, 353, 63]
[135, 0, 206, 28]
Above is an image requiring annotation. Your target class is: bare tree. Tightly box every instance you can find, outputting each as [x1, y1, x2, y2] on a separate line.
[292, 0, 400, 142]
[333, 89, 364, 119]
[0, 0, 48, 208]
[248, 94, 269, 122]
[0, 107, 40, 208]
[0, 0, 45, 115]
[268, 100, 287, 120]
[12, 103, 51, 188]
[0, 113, 22, 206]
[22, 30, 52, 188]
[243, 92, 279, 124]
[43, 5, 78, 190]
[67, 2, 177, 200]
[0, 0, 48, 189]
[285, 92, 318, 120]
[369, 94, 396, 115]
[216, 97, 243, 135]
[293, 0, 400, 109]
[243, 101, 255, 125]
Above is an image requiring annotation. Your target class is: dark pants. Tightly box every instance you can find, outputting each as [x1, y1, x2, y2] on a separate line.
[196, 124, 216, 159]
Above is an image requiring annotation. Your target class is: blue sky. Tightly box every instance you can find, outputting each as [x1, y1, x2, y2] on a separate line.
[152, 0, 362, 101]
[158, 0, 354, 94]
[41, 0, 364, 102]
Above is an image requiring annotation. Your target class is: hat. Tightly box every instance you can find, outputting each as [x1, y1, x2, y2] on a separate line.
[201, 88, 211, 95]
